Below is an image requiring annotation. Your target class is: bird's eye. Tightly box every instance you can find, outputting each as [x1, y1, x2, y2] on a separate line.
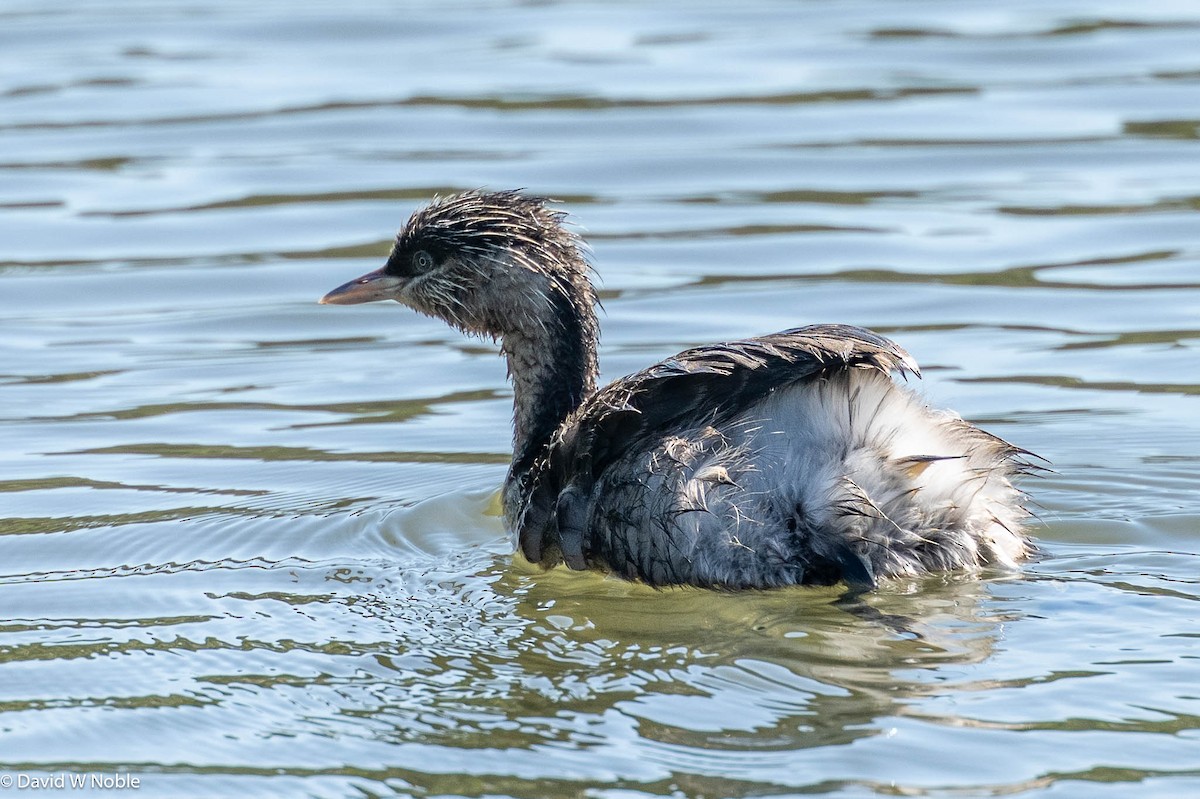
[412, 250, 435, 271]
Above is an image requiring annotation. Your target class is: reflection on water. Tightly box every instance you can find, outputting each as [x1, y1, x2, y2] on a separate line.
[2, 0, 1199, 796]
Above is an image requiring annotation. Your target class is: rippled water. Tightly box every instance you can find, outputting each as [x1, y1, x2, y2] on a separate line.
[2, 1, 1199, 796]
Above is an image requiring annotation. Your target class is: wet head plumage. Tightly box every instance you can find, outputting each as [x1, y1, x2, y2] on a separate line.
[320, 190, 1036, 590]
[323, 191, 600, 471]
[382, 190, 598, 347]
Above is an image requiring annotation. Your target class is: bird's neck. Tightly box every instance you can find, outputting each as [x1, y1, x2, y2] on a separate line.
[501, 291, 598, 478]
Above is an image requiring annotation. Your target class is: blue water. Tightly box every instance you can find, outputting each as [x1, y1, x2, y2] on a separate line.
[2, 1, 1199, 796]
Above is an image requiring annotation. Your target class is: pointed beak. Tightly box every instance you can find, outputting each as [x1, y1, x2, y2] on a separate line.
[318, 268, 405, 305]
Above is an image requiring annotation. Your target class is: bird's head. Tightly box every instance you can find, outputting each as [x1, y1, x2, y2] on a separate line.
[319, 190, 595, 342]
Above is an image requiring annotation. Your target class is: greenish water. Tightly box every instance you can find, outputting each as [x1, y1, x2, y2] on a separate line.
[2, 1, 1199, 797]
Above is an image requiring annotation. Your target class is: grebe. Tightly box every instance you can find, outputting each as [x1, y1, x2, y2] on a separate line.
[320, 190, 1033, 589]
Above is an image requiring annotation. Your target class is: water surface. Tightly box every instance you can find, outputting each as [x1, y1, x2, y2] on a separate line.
[2, 1, 1199, 797]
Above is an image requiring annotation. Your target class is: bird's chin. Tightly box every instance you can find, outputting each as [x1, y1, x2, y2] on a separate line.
[318, 268, 407, 305]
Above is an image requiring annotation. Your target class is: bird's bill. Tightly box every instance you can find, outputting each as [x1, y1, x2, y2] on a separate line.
[318, 268, 404, 305]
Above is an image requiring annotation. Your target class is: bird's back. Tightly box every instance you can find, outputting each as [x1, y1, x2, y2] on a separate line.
[510, 325, 1032, 589]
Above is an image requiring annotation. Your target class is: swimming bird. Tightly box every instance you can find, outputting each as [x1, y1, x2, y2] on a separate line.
[320, 190, 1033, 590]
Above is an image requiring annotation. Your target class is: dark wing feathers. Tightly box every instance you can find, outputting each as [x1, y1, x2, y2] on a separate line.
[571, 324, 914, 472]
[517, 324, 917, 566]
